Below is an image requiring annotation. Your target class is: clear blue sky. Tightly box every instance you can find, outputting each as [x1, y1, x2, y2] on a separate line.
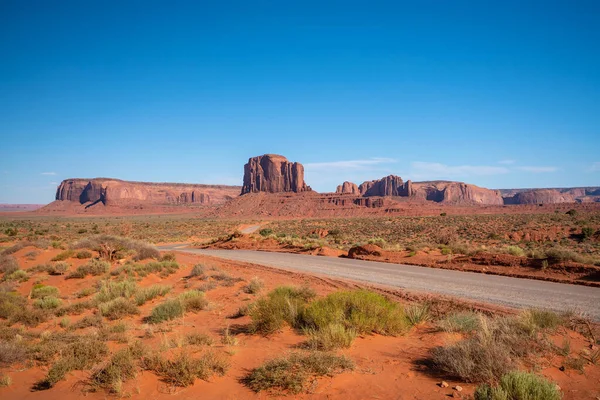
[1, 1, 599, 203]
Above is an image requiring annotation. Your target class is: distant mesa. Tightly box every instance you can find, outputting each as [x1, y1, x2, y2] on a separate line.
[358, 175, 412, 197]
[335, 181, 359, 195]
[501, 188, 600, 205]
[55, 178, 240, 206]
[241, 154, 311, 195]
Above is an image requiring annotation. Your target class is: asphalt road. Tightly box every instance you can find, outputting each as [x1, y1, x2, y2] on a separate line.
[160, 246, 600, 320]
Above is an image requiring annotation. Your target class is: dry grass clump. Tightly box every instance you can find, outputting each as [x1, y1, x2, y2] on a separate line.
[98, 297, 140, 320]
[33, 338, 109, 390]
[249, 286, 316, 335]
[243, 351, 354, 394]
[31, 284, 60, 299]
[134, 284, 171, 305]
[244, 277, 265, 294]
[431, 310, 564, 383]
[67, 259, 109, 279]
[69, 314, 103, 330]
[189, 263, 206, 278]
[186, 332, 214, 346]
[133, 260, 179, 277]
[0, 373, 11, 387]
[51, 250, 74, 261]
[95, 279, 137, 303]
[142, 350, 228, 387]
[33, 296, 63, 310]
[0, 341, 28, 365]
[210, 270, 244, 287]
[304, 323, 357, 350]
[179, 290, 208, 312]
[474, 371, 561, 400]
[438, 311, 481, 333]
[0, 254, 19, 275]
[75, 250, 92, 259]
[71, 234, 159, 261]
[86, 342, 146, 394]
[2, 269, 28, 282]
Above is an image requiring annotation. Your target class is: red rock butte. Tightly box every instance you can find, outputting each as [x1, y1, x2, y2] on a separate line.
[241, 154, 311, 195]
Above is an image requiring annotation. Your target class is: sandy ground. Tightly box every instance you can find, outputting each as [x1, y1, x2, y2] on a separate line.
[0, 247, 599, 399]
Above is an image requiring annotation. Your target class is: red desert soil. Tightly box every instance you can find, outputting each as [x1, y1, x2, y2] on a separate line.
[203, 235, 600, 287]
[2, 247, 599, 399]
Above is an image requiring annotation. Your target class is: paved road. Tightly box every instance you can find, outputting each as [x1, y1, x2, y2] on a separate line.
[160, 246, 600, 320]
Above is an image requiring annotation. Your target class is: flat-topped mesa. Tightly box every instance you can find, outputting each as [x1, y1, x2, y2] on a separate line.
[411, 181, 504, 205]
[241, 154, 311, 195]
[335, 181, 359, 195]
[55, 178, 240, 206]
[359, 175, 412, 197]
[502, 189, 575, 205]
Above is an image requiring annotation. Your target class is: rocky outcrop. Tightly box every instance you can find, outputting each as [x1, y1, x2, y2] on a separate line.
[55, 178, 240, 206]
[503, 189, 575, 205]
[358, 175, 412, 197]
[335, 181, 359, 195]
[241, 154, 310, 195]
[411, 181, 504, 205]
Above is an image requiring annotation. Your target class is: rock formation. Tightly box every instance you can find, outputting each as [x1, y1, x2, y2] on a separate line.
[358, 175, 412, 197]
[241, 154, 310, 195]
[335, 181, 359, 195]
[502, 189, 575, 205]
[55, 178, 240, 206]
[410, 181, 504, 205]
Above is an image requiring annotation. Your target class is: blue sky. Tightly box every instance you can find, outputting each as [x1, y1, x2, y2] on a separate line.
[1, 1, 599, 203]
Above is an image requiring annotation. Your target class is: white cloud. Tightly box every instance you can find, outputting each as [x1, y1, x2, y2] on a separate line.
[305, 158, 397, 171]
[410, 162, 509, 180]
[514, 166, 558, 173]
[41, 172, 57, 176]
[498, 159, 516, 165]
[589, 162, 600, 172]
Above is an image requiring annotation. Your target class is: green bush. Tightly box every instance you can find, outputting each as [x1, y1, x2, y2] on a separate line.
[179, 290, 208, 312]
[98, 297, 139, 320]
[95, 279, 138, 303]
[259, 228, 273, 237]
[474, 371, 561, 400]
[87, 344, 144, 393]
[249, 286, 316, 335]
[300, 290, 409, 336]
[438, 312, 481, 333]
[148, 299, 184, 324]
[75, 250, 92, 259]
[243, 351, 354, 394]
[51, 250, 74, 261]
[31, 284, 60, 299]
[134, 285, 171, 305]
[33, 296, 62, 310]
[67, 259, 109, 279]
[304, 323, 357, 350]
[507, 246, 525, 257]
[3, 269, 28, 282]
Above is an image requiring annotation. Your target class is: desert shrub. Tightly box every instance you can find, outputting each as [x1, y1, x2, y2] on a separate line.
[474, 371, 561, 400]
[0, 292, 26, 320]
[438, 312, 481, 333]
[186, 332, 214, 346]
[0, 374, 11, 387]
[160, 252, 176, 262]
[69, 314, 103, 330]
[0, 341, 27, 365]
[544, 247, 586, 264]
[243, 351, 354, 394]
[179, 290, 208, 312]
[33, 296, 63, 310]
[25, 250, 39, 260]
[76, 287, 96, 298]
[566, 209, 577, 217]
[581, 226, 595, 239]
[56, 300, 95, 317]
[72, 235, 159, 261]
[134, 284, 171, 305]
[148, 299, 184, 324]
[3, 269, 28, 282]
[9, 306, 48, 327]
[144, 350, 228, 387]
[244, 277, 264, 294]
[51, 250, 74, 261]
[304, 323, 357, 350]
[67, 259, 109, 279]
[221, 325, 238, 346]
[33, 338, 109, 390]
[211, 270, 243, 287]
[0, 255, 19, 274]
[197, 281, 217, 292]
[431, 316, 547, 383]
[31, 284, 59, 299]
[405, 303, 430, 326]
[4, 227, 18, 237]
[1, 242, 27, 255]
[368, 237, 387, 247]
[47, 261, 69, 275]
[507, 246, 525, 257]
[134, 260, 179, 277]
[87, 344, 145, 393]
[95, 279, 137, 303]
[300, 290, 409, 336]
[519, 309, 563, 332]
[259, 228, 273, 237]
[75, 250, 92, 259]
[189, 264, 205, 277]
[98, 297, 139, 320]
[249, 286, 316, 335]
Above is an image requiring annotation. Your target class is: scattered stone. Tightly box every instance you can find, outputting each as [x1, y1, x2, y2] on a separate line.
[439, 381, 449, 388]
[559, 366, 565, 371]
[453, 385, 463, 392]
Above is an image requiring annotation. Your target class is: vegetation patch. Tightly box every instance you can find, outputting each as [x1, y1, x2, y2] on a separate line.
[143, 351, 228, 387]
[249, 286, 316, 335]
[243, 351, 354, 394]
[474, 371, 561, 400]
[67, 259, 109, 279]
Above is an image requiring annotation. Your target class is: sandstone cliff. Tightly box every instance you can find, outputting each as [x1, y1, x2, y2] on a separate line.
[358, 175, 412, 197]
[335, 181, 359, 195]
[241, 154, 310, 195]
[55, 178, 240, 206]
[410, 181, 504, 205]
[502, 189, 575, 205]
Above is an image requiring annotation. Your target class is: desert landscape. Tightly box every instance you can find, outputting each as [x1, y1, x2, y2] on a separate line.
[0, 153, 599, 399]
[3, 2, 599, 399]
